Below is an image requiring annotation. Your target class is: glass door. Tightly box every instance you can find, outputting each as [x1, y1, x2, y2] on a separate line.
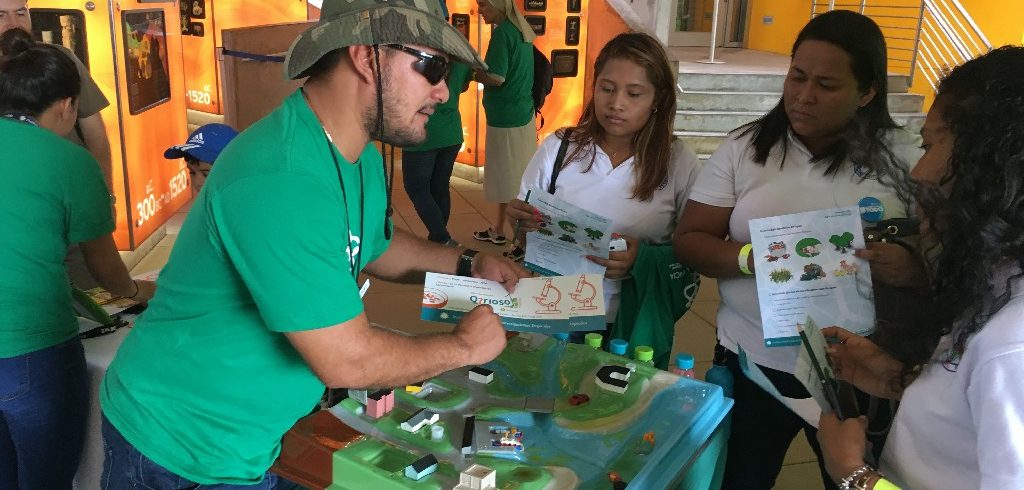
[669, 0, 748, 48]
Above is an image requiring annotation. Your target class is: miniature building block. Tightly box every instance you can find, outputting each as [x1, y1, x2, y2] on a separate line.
[430, 424, 445, 441]
[468, 366, 494, 384]
[400, 408, 439, 432]
[473, 421, 524, 455]
[348, 389, 368, 405]
[365, 390, 393, 419]
[454, 463, 498, 490]
[523, 396, 555, 413]
[568, 393, 590, 406]
[403, 454, 438, 481]
[405, 384, 423, 394]
[384, 390, 394, 412]
[595, 365, 631, 394]
[461, 416, 476, 455]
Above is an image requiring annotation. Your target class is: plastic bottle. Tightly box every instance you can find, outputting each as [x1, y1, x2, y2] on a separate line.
[634, 345, 654, 366]
[608, 338, 629, 357]
[584, 332, 603, 350]
[705, 343, 734, 398]
[670, 352, 696, 378]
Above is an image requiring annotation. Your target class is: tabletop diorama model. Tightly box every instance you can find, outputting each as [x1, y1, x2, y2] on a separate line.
[274, 332, 732, 489]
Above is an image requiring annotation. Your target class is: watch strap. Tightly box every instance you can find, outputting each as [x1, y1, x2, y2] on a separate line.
[457, 249, 479, 277]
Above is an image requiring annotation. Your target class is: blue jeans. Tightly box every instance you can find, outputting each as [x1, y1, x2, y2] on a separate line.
[0, 337, 89, 489]
[101, 416, 294, 489]
[402, 145, 460, 243]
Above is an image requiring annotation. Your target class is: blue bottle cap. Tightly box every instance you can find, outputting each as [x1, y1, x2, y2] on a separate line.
[552, 333, 569, 341]
[608, 339, 628, 356]
[675, 352, 695, 370]
[859, 196, 885, 224]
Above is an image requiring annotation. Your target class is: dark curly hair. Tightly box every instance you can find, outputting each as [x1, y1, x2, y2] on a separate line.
[736, 10, 913, 211]
[913, 46, 1024, 373]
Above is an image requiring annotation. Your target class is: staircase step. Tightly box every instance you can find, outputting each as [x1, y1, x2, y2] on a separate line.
[675, 110, 926, 133]
[678, 91, 924, 113]
[677, 73, 912, 93]
[676, 112, 925, 155]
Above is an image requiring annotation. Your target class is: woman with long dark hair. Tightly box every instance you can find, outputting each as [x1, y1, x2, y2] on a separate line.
[673, 11, 921, 488]
[0, 28, 154, 488]
[506, 32, 701, 367]
[819, 45, 1024, 490]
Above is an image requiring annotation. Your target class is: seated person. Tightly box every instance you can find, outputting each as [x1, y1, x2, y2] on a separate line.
[163, 123, 238, 194]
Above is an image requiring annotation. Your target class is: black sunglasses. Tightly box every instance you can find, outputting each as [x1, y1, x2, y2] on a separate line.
[381, 44, 451, 85]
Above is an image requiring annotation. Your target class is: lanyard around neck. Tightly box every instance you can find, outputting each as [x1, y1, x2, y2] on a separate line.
[1, 112, 39, 126]
[324, 133, 364, 282]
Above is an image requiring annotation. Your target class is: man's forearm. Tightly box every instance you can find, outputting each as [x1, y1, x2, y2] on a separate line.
[79, 114, 114, 191]
[363, 228, 461, 283]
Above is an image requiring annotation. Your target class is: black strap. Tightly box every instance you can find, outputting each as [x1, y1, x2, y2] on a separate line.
[547, 136, 571, 194]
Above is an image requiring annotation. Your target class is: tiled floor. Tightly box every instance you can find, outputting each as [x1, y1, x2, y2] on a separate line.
[131, 159, 822, 489]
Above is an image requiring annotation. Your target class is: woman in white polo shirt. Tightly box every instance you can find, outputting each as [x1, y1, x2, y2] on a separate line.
[506, 32, 700, 362]
[673, 11, 922, 489]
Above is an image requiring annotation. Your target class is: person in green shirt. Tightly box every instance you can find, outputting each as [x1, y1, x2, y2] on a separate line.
[0, 28, 154, 489]
[401, 34, 472, 245]
[472, 0, 538, 249]
[99, 1, 527, 488]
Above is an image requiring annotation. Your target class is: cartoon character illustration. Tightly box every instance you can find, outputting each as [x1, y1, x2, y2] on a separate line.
[800, 263, 826, 281]
[557, 220, 578, 233]
[765, 241, 790, 262]
[569, 275, 598, 310]
[795, 237, 822, 258]
[558, 234, 577, 244]
[584, 227, 604, 240]
[769, 269, 793, 283]
[533, 279, 562, 314]
[833, 260, 860, 277]
[829, 232, 855, 253]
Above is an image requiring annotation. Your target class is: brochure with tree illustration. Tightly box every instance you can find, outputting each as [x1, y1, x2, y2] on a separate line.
[523, 187, 612, 276]
[748, 206, 874, 347]
[421, 272, 606, 333]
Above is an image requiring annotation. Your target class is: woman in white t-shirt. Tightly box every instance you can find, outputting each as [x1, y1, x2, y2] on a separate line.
[673, 11, 922, 489]
[818, 46, 1024, 490]
[506, 32, 701, 365]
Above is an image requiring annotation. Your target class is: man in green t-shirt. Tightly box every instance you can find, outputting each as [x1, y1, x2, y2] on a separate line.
[99, 0, 528, 487]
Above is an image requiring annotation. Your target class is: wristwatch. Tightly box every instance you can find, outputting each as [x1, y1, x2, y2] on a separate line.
[457, 249, 479, 277]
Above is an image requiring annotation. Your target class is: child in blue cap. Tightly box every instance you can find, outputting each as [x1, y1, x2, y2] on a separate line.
[163, 123, 238, 194]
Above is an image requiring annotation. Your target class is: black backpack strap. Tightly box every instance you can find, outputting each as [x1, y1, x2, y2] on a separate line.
[548, 135, 571, 194]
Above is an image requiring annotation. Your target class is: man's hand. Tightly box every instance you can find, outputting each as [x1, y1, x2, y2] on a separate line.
[817, 412, 869, 484]
[822, 326, 907, 399]
[587, 234, 638, 279]
[452, 305, 507, 365]
[472, 253, 530, 292]
[855, 242, 927, 288]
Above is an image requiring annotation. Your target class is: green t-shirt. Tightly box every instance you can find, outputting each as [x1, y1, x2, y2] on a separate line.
[482, 19, 535, 128]
[0, 119, 113, 357]
[405, 62, 472, 152]
[100, 90, 391, 485]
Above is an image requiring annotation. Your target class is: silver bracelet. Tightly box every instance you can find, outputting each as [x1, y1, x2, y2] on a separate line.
[839, 465, 874, 490]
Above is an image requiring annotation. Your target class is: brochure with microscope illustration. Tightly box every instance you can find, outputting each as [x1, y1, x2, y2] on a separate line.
[748, 206, 875, 347]
[523, 187, 612, 276]
[421, 272, 606, 333]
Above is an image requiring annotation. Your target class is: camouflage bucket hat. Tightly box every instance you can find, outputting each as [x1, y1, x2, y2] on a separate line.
[285, 0, 487, 80]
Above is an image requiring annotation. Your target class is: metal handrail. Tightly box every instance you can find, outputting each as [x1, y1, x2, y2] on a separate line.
[811, 0, 992, 91]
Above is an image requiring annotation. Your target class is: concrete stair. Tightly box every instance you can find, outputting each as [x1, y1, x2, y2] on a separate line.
[674, 72, 926, 158]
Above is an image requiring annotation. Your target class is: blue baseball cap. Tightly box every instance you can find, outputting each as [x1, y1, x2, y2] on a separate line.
[163, 123, 238, 163]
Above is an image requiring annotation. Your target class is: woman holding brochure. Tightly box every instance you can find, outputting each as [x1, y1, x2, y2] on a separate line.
[672, 11, 922, 489]
[505, 32, 701, 367]
[818, 46, 1024, 490]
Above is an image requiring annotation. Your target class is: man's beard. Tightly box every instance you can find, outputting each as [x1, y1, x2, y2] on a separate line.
[363, 67, 427, 147]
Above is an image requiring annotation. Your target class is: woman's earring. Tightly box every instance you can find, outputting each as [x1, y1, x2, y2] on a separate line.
[652, 107, 658, 114]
